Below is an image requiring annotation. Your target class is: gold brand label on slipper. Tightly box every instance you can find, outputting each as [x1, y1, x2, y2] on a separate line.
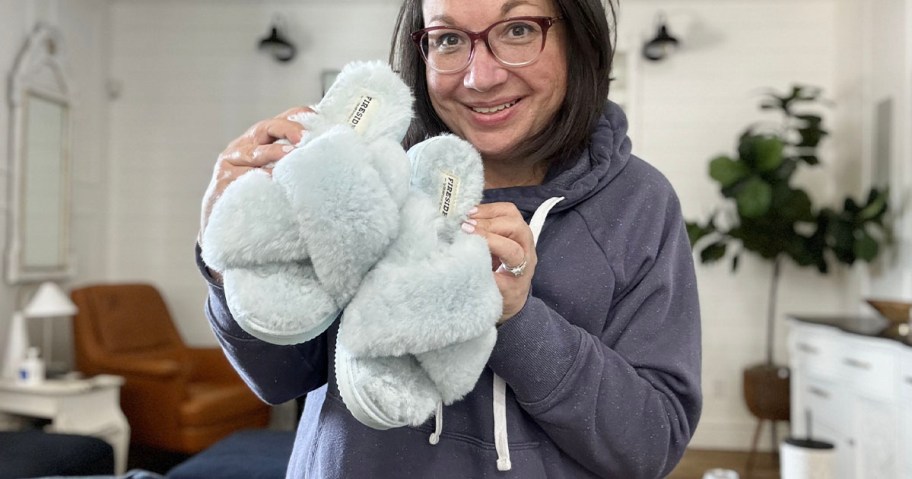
[438, 172, 461, 217]
[347, 95, 377, 133]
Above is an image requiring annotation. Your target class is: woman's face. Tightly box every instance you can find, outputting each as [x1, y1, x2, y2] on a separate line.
[421, 0, 568, 162]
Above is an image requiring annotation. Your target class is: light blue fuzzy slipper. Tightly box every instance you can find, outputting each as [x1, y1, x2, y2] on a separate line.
[201, 61, 413, 345]
[335, 135, 502, 429]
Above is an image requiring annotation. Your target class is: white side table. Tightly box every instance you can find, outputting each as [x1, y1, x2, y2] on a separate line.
[0, 374, 130, 474]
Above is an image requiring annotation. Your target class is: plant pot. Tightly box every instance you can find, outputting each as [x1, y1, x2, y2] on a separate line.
[743, 363, 790, 421]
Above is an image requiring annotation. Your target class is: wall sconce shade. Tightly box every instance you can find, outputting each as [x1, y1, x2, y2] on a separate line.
[642, 13, 680, 62]
[258, 21, 296, 63]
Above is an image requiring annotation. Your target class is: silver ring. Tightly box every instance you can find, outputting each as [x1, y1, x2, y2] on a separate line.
[501, 258, 528, 277]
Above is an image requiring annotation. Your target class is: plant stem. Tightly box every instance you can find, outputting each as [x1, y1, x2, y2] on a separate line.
[767, 256, 782, 365]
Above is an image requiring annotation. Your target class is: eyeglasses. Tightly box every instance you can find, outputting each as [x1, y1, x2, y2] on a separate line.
[410, 16, 562, 73]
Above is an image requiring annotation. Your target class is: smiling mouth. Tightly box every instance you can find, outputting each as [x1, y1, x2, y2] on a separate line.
[470, 99, 519, 114]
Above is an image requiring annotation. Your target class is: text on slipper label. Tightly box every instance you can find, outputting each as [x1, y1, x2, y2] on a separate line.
[438, 172, 461, 217]
[347, 95, 377, 133]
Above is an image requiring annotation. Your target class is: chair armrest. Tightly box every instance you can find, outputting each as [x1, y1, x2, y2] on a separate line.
[187, 347, 243, 383]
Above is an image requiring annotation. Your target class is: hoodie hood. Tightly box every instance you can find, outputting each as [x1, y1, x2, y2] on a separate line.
[482, 101, 632, 215]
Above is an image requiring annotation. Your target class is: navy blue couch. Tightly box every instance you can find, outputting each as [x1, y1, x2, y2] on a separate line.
[0, 430, 114, 478]
[166, 429, 294, 479]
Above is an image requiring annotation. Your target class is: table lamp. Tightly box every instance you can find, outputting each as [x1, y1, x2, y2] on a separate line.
[2, 281, 78, 380]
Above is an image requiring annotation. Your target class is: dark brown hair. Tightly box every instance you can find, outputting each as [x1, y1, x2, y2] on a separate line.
[389, 0, 617, 169]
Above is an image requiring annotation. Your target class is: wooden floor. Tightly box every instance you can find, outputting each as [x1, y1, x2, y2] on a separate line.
[668, 449, 780, 479]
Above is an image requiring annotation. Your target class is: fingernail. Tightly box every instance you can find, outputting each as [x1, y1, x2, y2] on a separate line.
[282, 145, 295, 153]
[461, 222, 475, 234]
[468, 207, 479, 216]
[465, 218, 477, 226]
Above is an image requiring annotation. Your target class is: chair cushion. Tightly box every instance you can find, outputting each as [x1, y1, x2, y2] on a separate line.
[180, 382, 269, 427]
[0, 430, 114, 477]
[166, 429, 294, 479]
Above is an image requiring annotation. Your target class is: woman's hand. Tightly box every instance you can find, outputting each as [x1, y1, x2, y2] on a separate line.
[463, 202, 536, 324]
[199, 107, 311, 240]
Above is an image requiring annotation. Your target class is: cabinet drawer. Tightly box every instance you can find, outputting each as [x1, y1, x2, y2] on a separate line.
[840, 338, 898, 402]
[791, 326, 840, 380]
[901, 350, 912, 401]
[802, 378, 845, 435]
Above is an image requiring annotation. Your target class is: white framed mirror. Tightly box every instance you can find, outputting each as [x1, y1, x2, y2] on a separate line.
[6, 24, 74, 284]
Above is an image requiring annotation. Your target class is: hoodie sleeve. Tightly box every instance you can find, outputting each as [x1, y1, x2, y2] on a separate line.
[486, 189, 702, 478]
[195, 244, 329, 405]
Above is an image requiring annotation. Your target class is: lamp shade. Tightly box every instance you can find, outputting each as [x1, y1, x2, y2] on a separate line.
[22, 281, 77, 318]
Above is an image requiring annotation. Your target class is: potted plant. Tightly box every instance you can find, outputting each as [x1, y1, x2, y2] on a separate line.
[686, 85, 889, 424]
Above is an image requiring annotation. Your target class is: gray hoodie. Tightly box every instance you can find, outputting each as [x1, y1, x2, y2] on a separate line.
[198, 101, 701, 478]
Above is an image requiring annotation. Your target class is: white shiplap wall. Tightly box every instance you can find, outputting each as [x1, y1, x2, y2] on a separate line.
[862, 0, 912, 299]
[0, 0, 111, 371]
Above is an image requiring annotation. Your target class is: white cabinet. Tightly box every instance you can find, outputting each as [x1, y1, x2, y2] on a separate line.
[901, 351, 912, 478]
[788, 319, 909, 479]
[788, 322, 854, 479]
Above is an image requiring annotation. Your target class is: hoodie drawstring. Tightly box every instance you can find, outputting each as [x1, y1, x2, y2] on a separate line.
[429, 401, 443, 445]
[492, 374, 511, 470]
[492, 196, 564, 472]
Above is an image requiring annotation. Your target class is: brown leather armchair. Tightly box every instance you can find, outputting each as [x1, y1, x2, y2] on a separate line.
[71, 283, 271, 454]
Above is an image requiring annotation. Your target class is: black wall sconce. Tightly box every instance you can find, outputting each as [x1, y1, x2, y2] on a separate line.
[642, 12, 679, 62]
[258, 16, 297, 63]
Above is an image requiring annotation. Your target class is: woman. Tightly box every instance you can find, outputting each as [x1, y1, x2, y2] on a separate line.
[197, 0, 702, 477]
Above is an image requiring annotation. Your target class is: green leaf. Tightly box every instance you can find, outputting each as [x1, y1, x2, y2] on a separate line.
[739, 135, 784, 172]
[700, 241, 728, 263]
[843, 197, 860, 214]
[730, 222, 783, 259]
[816, 260, 829, 274]
[759, 90, 788, 111]
[686, 221, 716, 248]
[788, 85, 822, 104]
[828, 217, 856, 263]
[736, 177, 773, 218]
[854, 231, 879, 261]
[790, 249, 817, 267]
[771, 158, 799, 181]
[755, 137, 785, 171]
[797, 154, 819, 165]
[858, 188, 888, 222]
[778, 188, 814, 222]
[796, 125, 826, 148]
[795, 114, 822, 124]
[709, 156, 750, 187]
